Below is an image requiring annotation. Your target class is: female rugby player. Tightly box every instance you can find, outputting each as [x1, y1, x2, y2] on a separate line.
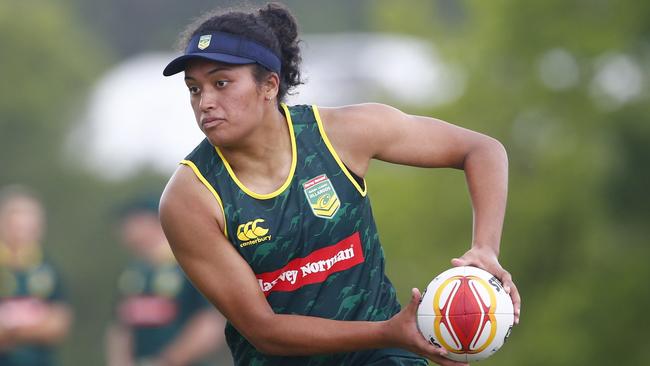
[159, 3, 520, 365]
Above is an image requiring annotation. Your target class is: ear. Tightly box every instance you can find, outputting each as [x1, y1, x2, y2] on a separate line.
[262, 72, 280, 100]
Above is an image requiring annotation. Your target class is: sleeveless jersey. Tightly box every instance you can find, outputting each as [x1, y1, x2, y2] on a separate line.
[114, 260, 211, 364]
[0, 248, 66, 366]
[182, 104, 425, 365]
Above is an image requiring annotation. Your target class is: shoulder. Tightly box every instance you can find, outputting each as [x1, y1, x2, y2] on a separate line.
[316, 103, 409, 146]
[161, 165, 215, 213]
[317, 103, 405, 127]
[313, 103, 408, 176]
[160, 165, 224, 233]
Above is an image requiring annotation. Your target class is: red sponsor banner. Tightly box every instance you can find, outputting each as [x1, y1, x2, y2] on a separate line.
[256, 232, 364, 296]
[0, 297, 48, 329]
[118, 296, 178, 327]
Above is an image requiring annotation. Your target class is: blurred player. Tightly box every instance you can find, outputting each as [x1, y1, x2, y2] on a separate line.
[0, 186, 72, 366]
[106, 197, 226, 366]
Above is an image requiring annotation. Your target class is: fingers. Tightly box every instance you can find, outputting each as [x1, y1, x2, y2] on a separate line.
[411, 287, 421, 300]
[426, 345, 448, 359]
[409, 288, 422, 310]
[427, 347, 469, 366]
[450, 257, 467, 267]
[451, 252, 481, 269]
[508, 280, 521, 324]
[450, 251, 522, 325]
[415, 333, 448, 359]
[498, 269, 512, 294]
[410, 299, 458, 363]
[496, 269, 521, 324]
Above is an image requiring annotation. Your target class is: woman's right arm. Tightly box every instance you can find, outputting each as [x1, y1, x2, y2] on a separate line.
[159, 166, 464, 366]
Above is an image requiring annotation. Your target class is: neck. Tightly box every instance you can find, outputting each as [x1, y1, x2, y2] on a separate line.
[219, 104, 293, 192]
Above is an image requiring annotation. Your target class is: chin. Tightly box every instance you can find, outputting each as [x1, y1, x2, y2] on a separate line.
[205, 128, 249, 148]
[206, 133, 235, 148]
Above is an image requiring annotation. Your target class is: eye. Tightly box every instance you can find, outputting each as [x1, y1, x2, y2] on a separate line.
[187, 86, 200, 95]
[216, 80, 229, 88]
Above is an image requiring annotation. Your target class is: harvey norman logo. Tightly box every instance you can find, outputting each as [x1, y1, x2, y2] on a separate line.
[237, 219, 271, 248]
[255, 232, 364, 296]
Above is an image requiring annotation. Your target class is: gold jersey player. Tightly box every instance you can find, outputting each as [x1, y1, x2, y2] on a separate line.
[0, 187, 72, 366]
[159, 3, 521, 366]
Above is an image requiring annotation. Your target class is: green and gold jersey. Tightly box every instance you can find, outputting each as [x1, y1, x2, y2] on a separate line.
[182, 104, 426, 366]
[0, 247, 66, 366]
[114, 260, 210, 364]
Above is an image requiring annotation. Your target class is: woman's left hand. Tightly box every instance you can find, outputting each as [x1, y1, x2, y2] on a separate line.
[451, 247, 521, 324]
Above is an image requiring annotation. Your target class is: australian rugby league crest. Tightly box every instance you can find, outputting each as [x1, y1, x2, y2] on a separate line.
[303, 174, 340, 219]
[197, 34, 212, 50]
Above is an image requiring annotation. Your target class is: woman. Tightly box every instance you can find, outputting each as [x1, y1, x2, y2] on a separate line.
[160, 3, 520, 366]
[0, 186, 72, 366]
[106, 197, 225, 366]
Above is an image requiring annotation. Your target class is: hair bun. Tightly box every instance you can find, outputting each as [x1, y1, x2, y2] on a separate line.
[258, 2, 299, 48]
[257, 2, 302, 99]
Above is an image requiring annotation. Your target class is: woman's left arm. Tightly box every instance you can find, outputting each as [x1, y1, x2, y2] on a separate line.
[319, 103, 520, 324]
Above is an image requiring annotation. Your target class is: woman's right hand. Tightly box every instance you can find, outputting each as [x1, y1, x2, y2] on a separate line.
[383, 288, 469, 366]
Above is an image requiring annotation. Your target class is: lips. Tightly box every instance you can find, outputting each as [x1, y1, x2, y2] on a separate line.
[201, 116, 225, 129]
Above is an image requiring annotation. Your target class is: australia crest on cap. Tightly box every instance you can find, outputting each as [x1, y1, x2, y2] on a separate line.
[197, 34, 212, 50]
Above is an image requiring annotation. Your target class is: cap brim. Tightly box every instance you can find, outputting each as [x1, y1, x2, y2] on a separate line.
[163, 53, 256, 76]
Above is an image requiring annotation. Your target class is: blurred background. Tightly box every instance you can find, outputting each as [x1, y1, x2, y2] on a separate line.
[1, 0, 649, 364]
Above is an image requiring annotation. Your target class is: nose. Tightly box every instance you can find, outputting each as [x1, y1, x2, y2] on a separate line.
[199, 87, 218, 112]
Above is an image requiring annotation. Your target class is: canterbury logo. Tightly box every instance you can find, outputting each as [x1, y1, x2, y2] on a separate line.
[237, 219, 272, 247]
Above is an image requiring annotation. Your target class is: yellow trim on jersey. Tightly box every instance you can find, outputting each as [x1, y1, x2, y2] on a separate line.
[312, 105, 368, 197]
[214, 103, 297, 200]
[0, 241, 43, 269]
[180, 159, 228, 237]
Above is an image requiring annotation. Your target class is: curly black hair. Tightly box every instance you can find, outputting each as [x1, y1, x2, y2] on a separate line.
[178, 2, 303, 103]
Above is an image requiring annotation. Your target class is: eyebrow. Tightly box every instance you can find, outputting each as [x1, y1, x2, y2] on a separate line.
[184, 66, 233, 81]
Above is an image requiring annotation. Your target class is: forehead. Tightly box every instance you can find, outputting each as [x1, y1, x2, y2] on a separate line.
[184, 58, 254, 78]
[0, 196, 43, 217]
